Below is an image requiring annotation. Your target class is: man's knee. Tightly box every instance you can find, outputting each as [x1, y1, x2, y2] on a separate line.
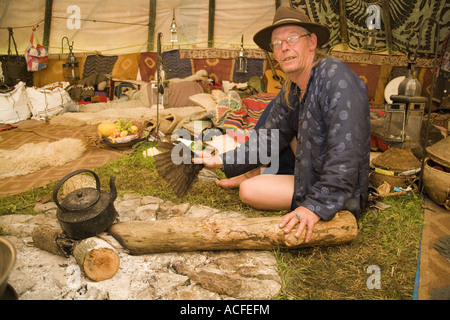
[239, 179, 254, 206]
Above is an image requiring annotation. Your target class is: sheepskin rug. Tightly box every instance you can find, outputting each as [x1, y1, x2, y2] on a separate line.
[0, 138, 87, 179]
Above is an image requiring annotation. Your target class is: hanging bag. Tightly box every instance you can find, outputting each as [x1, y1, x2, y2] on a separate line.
[1, 27, 28, 86]
[24, 27, 49, 72]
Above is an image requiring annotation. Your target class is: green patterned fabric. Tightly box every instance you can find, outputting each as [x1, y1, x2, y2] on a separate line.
[290, 0, 449, 55]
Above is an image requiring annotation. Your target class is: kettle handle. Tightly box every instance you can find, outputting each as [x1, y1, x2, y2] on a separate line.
[53, 169, 101, 213]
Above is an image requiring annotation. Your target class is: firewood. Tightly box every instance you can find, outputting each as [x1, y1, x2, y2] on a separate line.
[32, 225, 120, 282]
[72, 237, 120, 282]
[31, 225, 75, 257]
[108, 211, 358, 255]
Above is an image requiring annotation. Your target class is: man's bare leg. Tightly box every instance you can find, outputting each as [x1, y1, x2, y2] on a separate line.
[216, 167, 261, 190]
[239, 174, 294, 210]
[216, 137, 297, 190]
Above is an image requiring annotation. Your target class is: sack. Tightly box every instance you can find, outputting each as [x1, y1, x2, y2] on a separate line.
[24, 28, 49, 72]
[26, 82, 73, 120]
[0, 81, 31, 124]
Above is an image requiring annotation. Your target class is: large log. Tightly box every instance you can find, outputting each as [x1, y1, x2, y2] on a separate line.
[108, 211, 358, 255]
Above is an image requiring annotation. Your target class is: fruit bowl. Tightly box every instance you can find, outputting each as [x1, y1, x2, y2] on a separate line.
[101, 136, 146, 149]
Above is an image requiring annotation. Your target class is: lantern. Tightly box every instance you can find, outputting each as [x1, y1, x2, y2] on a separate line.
[61, 37, 80, 81]
[235, 35, 247, 73]
[383, 63, 427, 148]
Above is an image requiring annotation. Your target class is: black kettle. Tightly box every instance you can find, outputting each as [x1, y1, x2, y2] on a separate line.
[53, 169, 118, 240]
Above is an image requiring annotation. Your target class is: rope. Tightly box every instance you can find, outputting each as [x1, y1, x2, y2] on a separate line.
[51, 16, 150, 27]
[0, 20, 45, 30]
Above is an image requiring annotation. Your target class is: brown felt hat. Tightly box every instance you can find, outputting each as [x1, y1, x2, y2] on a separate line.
[253, 6, 330, 52]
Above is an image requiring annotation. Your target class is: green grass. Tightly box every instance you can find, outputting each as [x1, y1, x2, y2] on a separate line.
[274, 193, 423, 300]
[0, 142, 424, 299]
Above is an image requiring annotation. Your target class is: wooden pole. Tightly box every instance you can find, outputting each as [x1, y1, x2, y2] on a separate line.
[339, 0, 349, 50]
[43, 0, 53, 49]
[109, 211, 358, 255]
[381, 0, 393, 54]
[148, 0, 157, 51]
[276, 0, 282, 10]
[208, 0, 215, 48]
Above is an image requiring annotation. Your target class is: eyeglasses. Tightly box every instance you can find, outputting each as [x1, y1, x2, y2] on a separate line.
[270, 34, 311, 50]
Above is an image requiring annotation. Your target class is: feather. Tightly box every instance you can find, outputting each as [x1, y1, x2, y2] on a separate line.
[154, 141, 204, 198]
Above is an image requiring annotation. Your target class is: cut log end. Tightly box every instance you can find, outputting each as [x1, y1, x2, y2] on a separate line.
[72, 237, 120, 281]
[83, 247, 120, 282]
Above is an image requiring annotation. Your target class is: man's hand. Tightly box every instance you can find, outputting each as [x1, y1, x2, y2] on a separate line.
[279, 206, 321, 243]
[192, 150, 223, 169]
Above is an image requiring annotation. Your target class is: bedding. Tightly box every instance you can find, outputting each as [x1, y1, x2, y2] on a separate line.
[11, 47, 277, 146]
[168, 81, 204, 108]
[0, 81, 31, 124]
[188, 90, 276, 142]
[26, 81, 73, 120]
[222, 93, 276, 143]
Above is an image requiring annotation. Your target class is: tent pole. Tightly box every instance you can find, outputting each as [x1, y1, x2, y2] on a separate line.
[338, 0, 349, 50]
[148, 0, 157, 51]
[276, 0, 281, 9]
[208, 0, 215, 48]
[381, 0, 393, 54]
[43, 0, 53, 49]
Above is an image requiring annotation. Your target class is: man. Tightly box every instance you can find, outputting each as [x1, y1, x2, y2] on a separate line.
[194, 6, 370, 243]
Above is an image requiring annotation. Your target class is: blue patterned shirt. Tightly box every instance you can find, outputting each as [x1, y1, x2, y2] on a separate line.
[221, 58, 371, 221]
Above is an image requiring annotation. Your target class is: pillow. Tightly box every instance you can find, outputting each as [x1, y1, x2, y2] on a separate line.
[26, 81, 73, 119]
[222, 80, 247, 93]
[0, 81, 31, 123]
[168, 81, 203, 108]
[189, 93, 216, 111]
[242, 93, 277, 122]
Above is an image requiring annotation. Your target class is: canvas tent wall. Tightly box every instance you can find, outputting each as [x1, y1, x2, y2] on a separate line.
[0, 0, 285, 56]
[0, 0, 448, 99]
[1, 0, 449, 57]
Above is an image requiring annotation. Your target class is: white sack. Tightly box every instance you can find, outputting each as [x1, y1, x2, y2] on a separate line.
[0, 81, 31, 124]
[26, 82, 73, 120]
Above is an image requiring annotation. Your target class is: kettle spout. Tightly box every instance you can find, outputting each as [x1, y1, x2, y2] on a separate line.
[109, 175, 117, 203]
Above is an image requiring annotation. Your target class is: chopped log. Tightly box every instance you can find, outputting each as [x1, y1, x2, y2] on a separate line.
[31, 225, 75, 257]
[109, 211, 358, 255]
[72, 237, 120, 282]
[32, 225, 120, 282]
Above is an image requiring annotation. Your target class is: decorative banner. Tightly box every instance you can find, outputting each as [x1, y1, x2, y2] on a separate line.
[290, 0, 449, 55]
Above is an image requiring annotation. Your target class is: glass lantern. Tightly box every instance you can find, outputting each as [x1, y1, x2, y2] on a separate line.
[384, 102, 425, 148]
[235, 35, 247, 73]
[384, 103, 406, 143]
[61, 37, 80, 81]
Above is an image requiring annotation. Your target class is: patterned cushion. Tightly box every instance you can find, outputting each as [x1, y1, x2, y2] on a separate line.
[222, 93, 276, 143]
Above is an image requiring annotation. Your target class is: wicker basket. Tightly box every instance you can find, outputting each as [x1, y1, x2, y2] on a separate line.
[370, 147, 420, 191]
[423, 160, 450, 208]
[422, 137, 450, 209]
[369, 170, 417, 191]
